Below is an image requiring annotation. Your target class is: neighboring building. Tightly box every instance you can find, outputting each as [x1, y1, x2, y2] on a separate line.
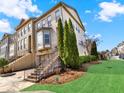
[98, 50, 110, 60]
[117, 41, 124, 54]
[0, 2, 87, 72]
[0, 33, 10, 60]
[0, 33, 16, 61]
[8, 33, 17, 61]
[111, 47, 118, 56]
[111, 41, 124, 56]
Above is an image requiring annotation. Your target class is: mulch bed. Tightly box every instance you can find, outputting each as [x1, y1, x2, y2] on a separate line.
[38, 61, 100, 84]
[39, 70, 84, 84]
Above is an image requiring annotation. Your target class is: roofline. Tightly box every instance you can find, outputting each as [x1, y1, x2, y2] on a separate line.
[35, 1, 85, 31]
[34, 2, 62, 22]
[61, 2, 85, 31]
[16, 17, 36, 31]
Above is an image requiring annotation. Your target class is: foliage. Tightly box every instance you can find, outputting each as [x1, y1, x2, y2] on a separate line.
[79, 55, 97, 64]
[63, 19, 79, 69]
[91, 41, 98, 58]
[0, 58, 8, 73]
[67, 19, 79, 69]
[57, 18, 64, 59]
[63, 21, 71, 67]
[0, 58, 8, 67]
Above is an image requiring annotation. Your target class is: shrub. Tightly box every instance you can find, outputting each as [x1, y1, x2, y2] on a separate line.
[63, 19, 79, 69]
[79, 55, 97, 64]
[90, 55, 98, 61]
[91, 41, 98, 58]
[57, 18, 64, 60]
[0, 58, 8, 73]
[0, 58, 8, 67]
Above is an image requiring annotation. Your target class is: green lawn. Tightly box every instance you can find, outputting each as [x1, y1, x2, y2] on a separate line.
[22, 60, 124, 93]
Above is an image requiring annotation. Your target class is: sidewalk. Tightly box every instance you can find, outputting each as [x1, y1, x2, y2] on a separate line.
[0, 70, 34, 93]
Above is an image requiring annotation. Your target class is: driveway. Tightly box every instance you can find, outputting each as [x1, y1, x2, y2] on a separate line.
[0, 70, 34, 93]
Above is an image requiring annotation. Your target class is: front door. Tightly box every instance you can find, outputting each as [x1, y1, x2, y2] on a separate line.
[28, 36, 31, 53]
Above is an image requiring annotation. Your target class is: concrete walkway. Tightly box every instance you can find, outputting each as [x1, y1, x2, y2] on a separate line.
[0, 70, 34, 93]
[0, 70, 55, 93]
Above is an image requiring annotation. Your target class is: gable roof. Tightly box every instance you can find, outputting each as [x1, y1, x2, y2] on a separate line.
[61, 2, 85, 30]
[35, 2, 85, 31]
[16, 17, 36, 31]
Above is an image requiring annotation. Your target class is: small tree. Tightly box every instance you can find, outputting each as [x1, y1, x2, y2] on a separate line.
[0, 58, 8, 73]
[63, 21, 70, 66]
[68, 19, 79, 68]
[91, 41, 98, 58]
[57, 18, 64, 59]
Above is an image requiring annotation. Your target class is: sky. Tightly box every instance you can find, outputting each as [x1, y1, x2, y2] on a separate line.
[0, 0, 124, 51]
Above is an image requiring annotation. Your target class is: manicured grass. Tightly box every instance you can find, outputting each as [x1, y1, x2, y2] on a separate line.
[22, 60, 124, 93]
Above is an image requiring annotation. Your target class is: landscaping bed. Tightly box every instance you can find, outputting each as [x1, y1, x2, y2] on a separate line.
[39, 70, 84, 84]
[38, 61, 100, 84]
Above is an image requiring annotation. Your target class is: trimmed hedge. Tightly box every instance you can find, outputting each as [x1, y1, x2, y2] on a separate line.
[79, 55, 97, 64]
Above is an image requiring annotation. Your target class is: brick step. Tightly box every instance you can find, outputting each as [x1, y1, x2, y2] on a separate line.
[28, 75, 38, 79]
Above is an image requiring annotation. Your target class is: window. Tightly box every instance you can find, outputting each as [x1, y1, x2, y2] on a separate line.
[23, 29, 25, 34]
[76, 26, 80, 33]
[42, 20, 46, 27]
[37, 31, 43, 49]
[28, 24, 32, 31]
[18, 32, 20, 38]
[47, 16, 52, 27]
[22, 29, 25, 35]
[37, 21, 42, 29]
[20, 40, 23, 50]
[55, 10, 61, 22]
[21, 30, 23, 37]
[24, 38, 27, 49]
[9, 44, 14, 57]
[25, 26, 28, 33]
[44, 31, 50, 45]
[18, 41, 20, 50]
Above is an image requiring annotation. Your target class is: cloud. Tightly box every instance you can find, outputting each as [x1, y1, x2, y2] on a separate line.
[0, 0, 42, 19]
[0, 19, 12, 33]
[83, 22, 87, 26]
[50, 0, 58, 4]
[94, 34, 102, 39]
[85, 10, 91, 14]
[98, 1, 124, 22]
[88, 33, 102, 40]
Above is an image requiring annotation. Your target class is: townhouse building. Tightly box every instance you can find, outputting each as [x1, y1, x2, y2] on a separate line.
[0, 2, 87, 72]
[0, 33, 16, 61]
[0, 33, 10, 60]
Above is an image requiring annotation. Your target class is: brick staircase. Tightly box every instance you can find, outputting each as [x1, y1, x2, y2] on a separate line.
[25, 52, 61, 82]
